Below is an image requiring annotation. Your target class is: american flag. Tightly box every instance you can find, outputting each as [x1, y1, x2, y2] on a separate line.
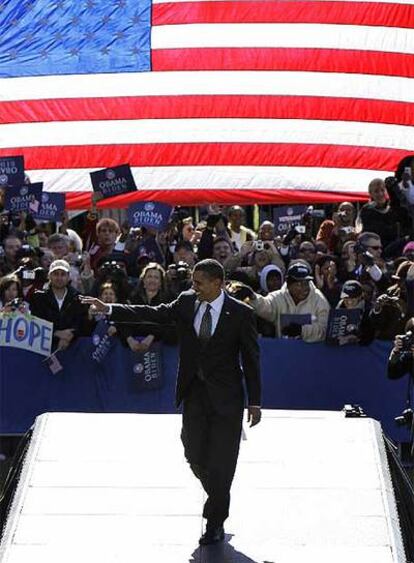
[1, 0, 414, 209]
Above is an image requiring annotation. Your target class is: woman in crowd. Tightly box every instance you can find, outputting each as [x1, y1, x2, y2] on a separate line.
[313, 255, 341, 307]
[0, 274, 23, 310]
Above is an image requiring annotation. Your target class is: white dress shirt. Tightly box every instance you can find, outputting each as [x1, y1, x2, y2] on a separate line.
[193, 290, 225, 336]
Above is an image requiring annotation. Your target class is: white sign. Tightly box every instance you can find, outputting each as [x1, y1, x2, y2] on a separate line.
[0, 313, 53, 356]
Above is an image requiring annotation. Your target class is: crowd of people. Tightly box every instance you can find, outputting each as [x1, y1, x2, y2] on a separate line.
[1, 161, 414, 356]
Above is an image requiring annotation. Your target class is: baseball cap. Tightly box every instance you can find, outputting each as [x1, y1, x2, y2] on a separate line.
[340, 280, 363, 299]
[286, 263, 313, 281]
[49, 259, 70, 274]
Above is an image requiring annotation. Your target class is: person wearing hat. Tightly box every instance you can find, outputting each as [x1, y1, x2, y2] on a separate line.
[336, 280, 375, 345]
[30, 259, 89, 350]
[248, 261, 330, 342]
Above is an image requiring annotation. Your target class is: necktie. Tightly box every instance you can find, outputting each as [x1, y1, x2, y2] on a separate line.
[199, 304, 212, 341]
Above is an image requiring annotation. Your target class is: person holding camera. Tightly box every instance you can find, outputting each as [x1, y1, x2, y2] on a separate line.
[388, 318, 414, 379]
[350, 232, 389, 292]
[316, 202, 356, 253]
[0, 274, 23, 310]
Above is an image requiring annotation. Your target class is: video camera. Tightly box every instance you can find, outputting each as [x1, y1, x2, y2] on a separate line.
[14, 265, 47, 284]
[168, 260, 190, 281]
[354, 242, 376, 267]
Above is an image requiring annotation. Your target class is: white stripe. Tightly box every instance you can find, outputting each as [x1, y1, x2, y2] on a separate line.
[153, 23, 414, 55]
[2, 71, 414, 103]
[153, 0, 414, 4]
[3, 119, 414, 151]
[28, 166, 389, 194]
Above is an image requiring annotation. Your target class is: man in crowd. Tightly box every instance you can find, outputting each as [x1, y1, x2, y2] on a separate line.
[80, 259, 261, 546]
[227, 205, 256, 250]
[89, 218, 120, 272]
[30, 259, 89, 350]
[0, 234, 22, 276]
[248, 262, 330, 342]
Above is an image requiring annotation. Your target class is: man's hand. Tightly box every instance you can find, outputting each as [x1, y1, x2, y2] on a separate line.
[247, 406, 261, 427]
[79, 296, 111, 315]
[54, 328, 75, 341]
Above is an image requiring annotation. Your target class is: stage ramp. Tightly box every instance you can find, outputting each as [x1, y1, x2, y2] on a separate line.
[0, 411, 406, 563]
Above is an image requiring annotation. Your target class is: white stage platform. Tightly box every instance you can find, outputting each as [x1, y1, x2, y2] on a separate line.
[0, 411, 406, 563]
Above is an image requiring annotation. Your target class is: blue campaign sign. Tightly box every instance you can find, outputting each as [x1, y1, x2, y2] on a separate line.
[4, 182, 43, 213]
[0, 312, 53, 356]
[272, 205, 307, 235]
[90, 164, 137, 198]
[0, 155, 25, 187]
[128, 201, 173, 231]
[90, 320, 116, 363]
[32, 192, 65, 222]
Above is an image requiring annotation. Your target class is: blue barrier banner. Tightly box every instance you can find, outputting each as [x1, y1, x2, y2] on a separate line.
[0, 338, 410, 446]
[128, 342, 163, 393]
[0, 312, 53, 356]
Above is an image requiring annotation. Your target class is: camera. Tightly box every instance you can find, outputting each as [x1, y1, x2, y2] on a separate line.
[100, 260, 125, 278]
[168, 261, 190, 281]
[395, 408, 414, 427]
[354, 243, 375, 267]
[14, 265, 47, 284]
[400, 330, 414, 353]
[254, 240, 270, 252]
[6, 297, 24, 311]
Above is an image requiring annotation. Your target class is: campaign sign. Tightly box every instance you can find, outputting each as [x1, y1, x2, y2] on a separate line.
[32, 192, 65, 222]
[280, 314, 312, 329]
[90, 164, 137, 198]
[326, 308, 362, 346]
[4, 182, 43, 214]
[272, 205, 307, 235]
[0, 312, 53, 356]
[128, 341, 163, 392]
[0, 155, 24, 187]
[135, 236, 164, 264]
[90, 320, 116, 363]
[128, 201, 173, 231]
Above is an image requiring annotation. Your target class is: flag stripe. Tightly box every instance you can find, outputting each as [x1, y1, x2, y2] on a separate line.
[1, 143, 409, 172]
[152, 47, 414, 77]
[152, 23, 414, 54]
[2, 71, 414, 103]
[64, 188, 369, 210]
[25, 166, 389, 194]
[3, 95, 413, 127]
[2, 119, 414, 151]
[153, 1, 414, 29]
[153, 0, 414, 5]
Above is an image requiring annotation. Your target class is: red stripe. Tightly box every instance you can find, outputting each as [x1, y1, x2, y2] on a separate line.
[152, 47, 414, 77]
[2, 95, 414, 127]
[2, 143, 409, 171]
[152, 0, 414, 28]
[65, 189, 369, 209]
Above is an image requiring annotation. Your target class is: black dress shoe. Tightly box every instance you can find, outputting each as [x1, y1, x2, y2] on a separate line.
[199, 525, 225, 545]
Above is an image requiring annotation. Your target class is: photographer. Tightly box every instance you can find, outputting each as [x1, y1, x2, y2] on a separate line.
[316, 202, 356, 253]
[198, 210, 233, 260]
[0, 274, 23, 310]
[388, 318, 414, 380]
[90, 256, 132, 302]
[227, 239, 285, 291]
[166, 259, 192, 298]
[351, 232, 389, 292]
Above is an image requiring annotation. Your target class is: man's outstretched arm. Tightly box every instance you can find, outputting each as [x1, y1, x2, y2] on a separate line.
[79, 296, 179, 325]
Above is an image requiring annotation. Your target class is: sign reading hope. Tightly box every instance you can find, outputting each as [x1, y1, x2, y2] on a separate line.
[0, 313, 53, 356]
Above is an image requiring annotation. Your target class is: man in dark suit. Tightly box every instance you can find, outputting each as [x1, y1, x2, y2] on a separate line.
[81, 258, 261, 545]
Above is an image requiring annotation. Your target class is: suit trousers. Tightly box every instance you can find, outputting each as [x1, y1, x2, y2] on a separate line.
[181, 377, 244, 526]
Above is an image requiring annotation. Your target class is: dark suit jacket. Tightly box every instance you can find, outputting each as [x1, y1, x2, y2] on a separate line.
[30, 285, 89, 340]
[110, 290, 261, 409]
